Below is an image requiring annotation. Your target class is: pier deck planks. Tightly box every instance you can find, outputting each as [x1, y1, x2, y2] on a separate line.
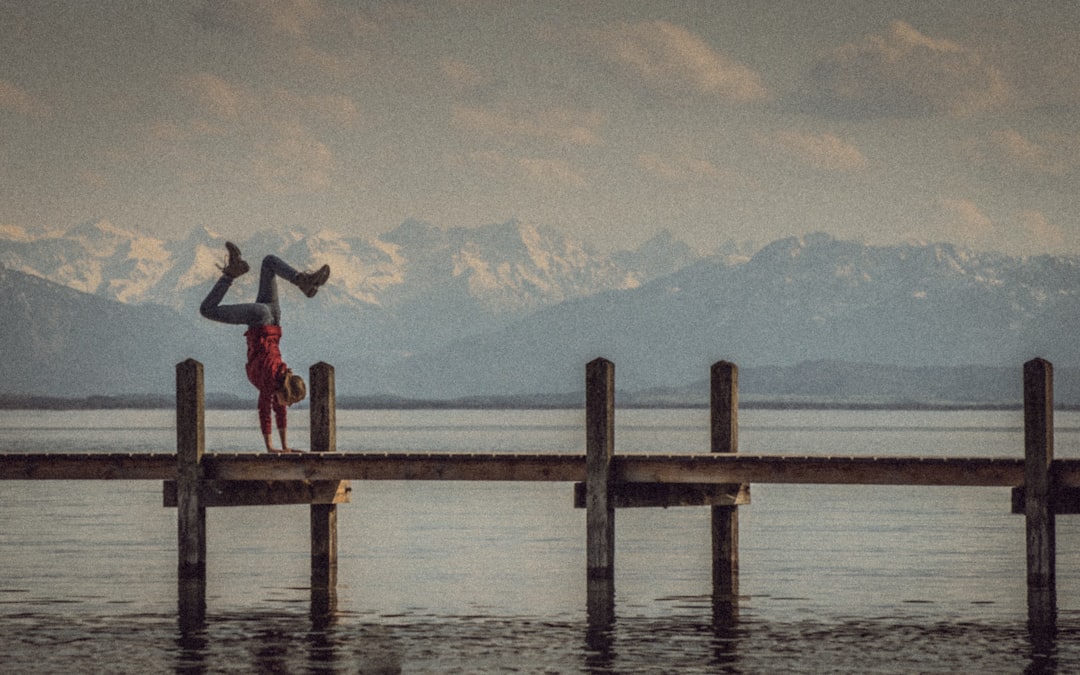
[5, 451, 1079, 487]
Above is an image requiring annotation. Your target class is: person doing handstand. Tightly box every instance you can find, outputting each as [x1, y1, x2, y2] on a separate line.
[200, 242, 330, 452]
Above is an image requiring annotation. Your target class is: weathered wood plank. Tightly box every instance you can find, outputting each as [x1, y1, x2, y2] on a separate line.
[1011, 486, 1080, 515]
[0, 453, 176, 480]
[0, 452, 1043, 485]
[573, 481, 749, 508]
[1053, 460, 1080, 488]
[201, 452, 588, 481]
[616, 455, 1027, 487]
[163, 479, 351, 507]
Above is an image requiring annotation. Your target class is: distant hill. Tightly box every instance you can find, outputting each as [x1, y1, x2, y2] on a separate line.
[5, 360, 1079, 408]
[0, 266, 199, 396]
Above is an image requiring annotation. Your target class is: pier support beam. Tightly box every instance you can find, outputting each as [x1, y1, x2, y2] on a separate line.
[585, 358, 616, 627]
[586, 358, 615, 581]
[711, 361, 740, 600]
[1024, 358, 1056, 627]
[176, 359, 206, 581]
[310, 362, 339, 589]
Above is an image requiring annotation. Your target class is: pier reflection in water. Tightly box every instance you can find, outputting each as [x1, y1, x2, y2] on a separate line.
[168, 581, 1074, 674]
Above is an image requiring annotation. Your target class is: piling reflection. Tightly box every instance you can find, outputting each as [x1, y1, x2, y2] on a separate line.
[162, 576, 1074, 672]
[310, 552, 342, 672]
[585, 578, 615, 672]
[711, 594, 741, 670]
[1027, 614, 1058, 674]
[1027, 586, 1058, 673]
[177, 578, 206, 634]
[310, 584, 339, 631]
[176, 579, 207, 674]
[173, 579, 344, 673]
[584, 582, 746, 671]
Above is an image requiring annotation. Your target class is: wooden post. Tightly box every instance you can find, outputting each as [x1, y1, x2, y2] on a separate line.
[176, 359, 206, 580]
[586, 358, 615, 581]
[310, 362, 336, 453]
[310, 362, 338, 588]
[1024, 358, 1056, 626]
[711, 361, 739, 599]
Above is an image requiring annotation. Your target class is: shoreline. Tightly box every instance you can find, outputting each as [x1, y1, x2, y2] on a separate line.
[0, 393, 1071, 412]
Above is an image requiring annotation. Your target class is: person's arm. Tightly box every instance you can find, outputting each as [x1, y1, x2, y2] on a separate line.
[258, 390, 277, 451]
[272, 393, 290, 451]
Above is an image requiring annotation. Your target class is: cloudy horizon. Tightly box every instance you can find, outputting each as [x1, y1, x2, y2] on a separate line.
[2, 1, 1078, 257]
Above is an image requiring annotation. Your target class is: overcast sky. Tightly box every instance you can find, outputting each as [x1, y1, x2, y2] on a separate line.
[2, 1, 1078, 256]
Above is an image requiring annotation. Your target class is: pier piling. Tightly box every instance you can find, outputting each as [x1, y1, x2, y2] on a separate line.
[585, 357, 616, 582]
[585, 357, 616, 628]
[711, 361, 740, 599]
[1024, 357, 1056, 627]
[176, 359, 206, 581]
[309, 361, 340, 588]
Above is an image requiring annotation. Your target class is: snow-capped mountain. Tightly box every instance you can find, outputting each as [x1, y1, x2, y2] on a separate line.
[0, 218, 715, 376]
[0, 218, 703, 314]
[2, 224, 1078, 399]
[382, 233, 1080, 396]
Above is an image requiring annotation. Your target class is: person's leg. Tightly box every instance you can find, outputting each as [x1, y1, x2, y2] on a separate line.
[255, 255, 302, 325]
[199, 275, 274, 326]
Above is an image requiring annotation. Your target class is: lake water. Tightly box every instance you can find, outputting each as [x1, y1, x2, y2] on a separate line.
[3, 407, 1080, 672]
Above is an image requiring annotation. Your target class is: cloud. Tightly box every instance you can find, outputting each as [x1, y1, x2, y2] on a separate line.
[936, 198, 993, 241]
[796, 20, 1010, 119]
[190, 0, 374, 79]
[252, 126, 335, 194]
[465, 150, 588, 189]
[967, 128, 1072, 176]
[271, 90, 361, 127]
[983, 20, 1080, 113]
[177, 73, 360, 129]
[635, 153, 734, 185]
[191, 0, 325, 38]
[164, 72, 354, 194]
[440, 59, 490, 91]
[452, 105, 603, 145]
[178, 72, 257, 119]
[517, 157, 588, 189]
[1016, 210, 1065, 251]
[0, 79, 48, 117]
[756, 131, 867, 171]
[591, 20, 768, 102]
[902, 199, 1064, 255]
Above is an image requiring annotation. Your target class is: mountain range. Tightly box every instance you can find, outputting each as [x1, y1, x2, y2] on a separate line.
[2, 220, 1078, 403]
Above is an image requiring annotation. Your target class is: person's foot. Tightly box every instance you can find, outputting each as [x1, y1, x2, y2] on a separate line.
[221, 241, 250, 278]
[295, 264, 330, 297]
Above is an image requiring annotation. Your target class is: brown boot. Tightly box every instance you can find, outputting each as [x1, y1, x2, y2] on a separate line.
[295, 264, 330, 297]
[220, 242, 250, 278]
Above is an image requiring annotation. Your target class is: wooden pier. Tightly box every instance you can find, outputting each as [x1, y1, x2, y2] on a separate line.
[1, 357, 1077, 627]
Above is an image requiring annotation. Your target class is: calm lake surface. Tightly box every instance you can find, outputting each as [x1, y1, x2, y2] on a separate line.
[3, 407, 1080, 673]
